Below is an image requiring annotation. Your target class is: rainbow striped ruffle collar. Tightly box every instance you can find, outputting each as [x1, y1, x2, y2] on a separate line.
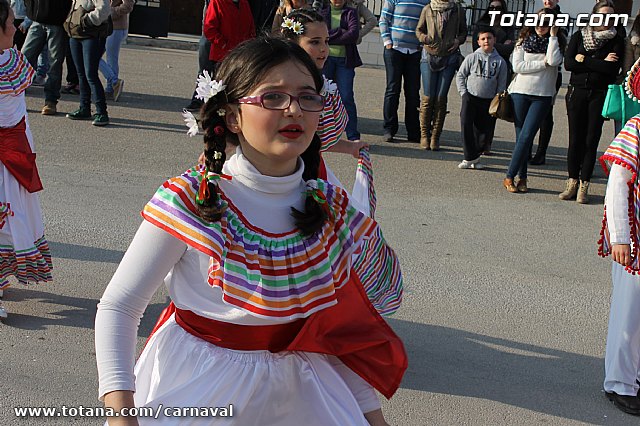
[142, 169, 379, 319]
[0, 48, 34, 96]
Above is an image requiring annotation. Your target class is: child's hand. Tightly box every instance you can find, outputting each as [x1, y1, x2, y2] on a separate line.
[364, 408, 389, 426]
[349, 140, 369, 158]
[198, 152, 206, 166]
[612, 244, 631, 266]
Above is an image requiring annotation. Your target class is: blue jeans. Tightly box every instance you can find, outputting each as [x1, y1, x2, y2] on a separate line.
[420, 54, 458, 98]
[20, 22, 66, 104]
[69, 37, 107, 115]
[36, 45, 49, 78]
[99, 29, 128, 92]
[190, 35, 216, 102]
[323, 56, 359, 140]
[382, 48, 421, 138]
[507, 93, 553, 180]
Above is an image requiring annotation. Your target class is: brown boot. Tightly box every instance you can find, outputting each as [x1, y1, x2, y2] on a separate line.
[576, 180, 590, 204]
[430, 97, 447, 151]
[419, 96, 433, 149]
[558, 178, 579, 200]
[503, 178, 518, 193]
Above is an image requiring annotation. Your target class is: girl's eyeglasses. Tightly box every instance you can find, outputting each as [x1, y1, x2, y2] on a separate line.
[235, 92, 325, 112]
[488, 5, 503, 10]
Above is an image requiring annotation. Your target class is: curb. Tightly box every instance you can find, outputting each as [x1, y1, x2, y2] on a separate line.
[126, 35, 199, 52]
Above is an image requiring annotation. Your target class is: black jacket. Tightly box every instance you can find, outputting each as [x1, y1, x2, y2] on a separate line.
[24, 0, 72, 26]
[564, 30, 625, 91]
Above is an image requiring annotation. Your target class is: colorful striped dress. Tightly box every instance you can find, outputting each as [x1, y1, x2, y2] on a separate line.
[0, 48, 52, 289]
[318, 76, 348, 152]
[95, 150, 405, 424]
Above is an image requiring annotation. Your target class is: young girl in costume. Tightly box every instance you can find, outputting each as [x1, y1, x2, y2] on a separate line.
[281, 8, 366, 158]
[599, 56, 640, 416]
[96, 37, 406, 425]
[0, 1, 53, 321]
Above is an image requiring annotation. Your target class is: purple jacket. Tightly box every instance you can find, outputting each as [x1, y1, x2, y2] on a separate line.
[320, 6, 362, 68]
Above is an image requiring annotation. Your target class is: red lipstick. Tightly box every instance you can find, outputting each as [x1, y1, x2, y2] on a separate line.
[279, 124, 304, 139]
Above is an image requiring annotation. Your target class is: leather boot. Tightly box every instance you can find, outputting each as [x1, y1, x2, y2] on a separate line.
[419, 96, 433, 149]
[430, 97, 447, 151]
[558, 178, 579, 200]
[576, 180, 590, 204]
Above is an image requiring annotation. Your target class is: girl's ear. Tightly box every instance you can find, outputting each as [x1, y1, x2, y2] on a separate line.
[225, 106, 241, 134]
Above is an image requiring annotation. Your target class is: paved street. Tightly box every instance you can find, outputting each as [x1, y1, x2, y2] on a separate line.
[0, 43, 631, 425]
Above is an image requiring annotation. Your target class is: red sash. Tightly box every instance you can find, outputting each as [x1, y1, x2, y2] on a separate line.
[147, 273, 407, 399]
[0, 117, 43, 193]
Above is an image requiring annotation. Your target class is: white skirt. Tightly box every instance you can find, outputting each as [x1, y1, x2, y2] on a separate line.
[130, 316, 370, 425]
[0, 117, 52, 289]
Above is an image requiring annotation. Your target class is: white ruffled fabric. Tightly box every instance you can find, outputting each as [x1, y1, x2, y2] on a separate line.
[130, 316, 374, 425]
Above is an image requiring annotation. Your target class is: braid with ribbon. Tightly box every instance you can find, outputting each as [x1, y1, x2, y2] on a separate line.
[196, 93, 232, 222]
[291, 134, 328, 237]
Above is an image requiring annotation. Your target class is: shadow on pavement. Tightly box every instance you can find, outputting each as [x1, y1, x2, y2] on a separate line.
[392, 318, 611, 424]
[1, 287, 167, 338]
[49, 241, 125, 264]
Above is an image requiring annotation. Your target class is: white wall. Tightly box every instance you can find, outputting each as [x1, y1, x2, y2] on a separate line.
[556, 0, 640, 17]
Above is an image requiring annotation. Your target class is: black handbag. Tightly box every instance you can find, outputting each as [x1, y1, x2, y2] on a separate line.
[64, 5, 113, 39]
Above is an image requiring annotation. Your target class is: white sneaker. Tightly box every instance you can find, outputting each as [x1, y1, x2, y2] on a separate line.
[458, 158, 484, 169]
[112, 79, 124, 102]
[0, 302, 7, 320]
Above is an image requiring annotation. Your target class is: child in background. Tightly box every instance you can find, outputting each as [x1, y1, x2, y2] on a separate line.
[456, 28, 507, 169]
[0, 1, 53, 320]
[96, 37, 405, 425]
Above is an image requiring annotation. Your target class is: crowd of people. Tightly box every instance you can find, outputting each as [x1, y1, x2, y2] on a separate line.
[5, 0, 640, 422]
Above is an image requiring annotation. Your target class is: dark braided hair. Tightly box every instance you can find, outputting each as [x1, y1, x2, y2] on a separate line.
[279, 8, 325, 41]
[197, 37, 328, 237]
[0, 0, 10, 33]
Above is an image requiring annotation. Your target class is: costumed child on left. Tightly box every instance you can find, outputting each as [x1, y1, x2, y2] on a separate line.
[0, 0, 53, 321]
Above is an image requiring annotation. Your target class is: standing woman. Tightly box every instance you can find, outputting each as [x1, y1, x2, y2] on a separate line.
[415, 0, 467, 151]
[321, 0, 362, 142]
[64, 0, 112, 126]
[503, 9, 564, 193]
[559, 1, 624, 204]
[98, 0, 134, 102]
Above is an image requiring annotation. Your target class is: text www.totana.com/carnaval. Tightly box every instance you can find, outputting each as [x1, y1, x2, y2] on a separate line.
[13, 404, 234, 419]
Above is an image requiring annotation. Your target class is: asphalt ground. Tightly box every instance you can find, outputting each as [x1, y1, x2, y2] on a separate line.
[0, 44, 632, 425]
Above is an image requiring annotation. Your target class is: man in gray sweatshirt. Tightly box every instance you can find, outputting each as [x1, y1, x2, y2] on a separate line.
[456, 28, 507, 169]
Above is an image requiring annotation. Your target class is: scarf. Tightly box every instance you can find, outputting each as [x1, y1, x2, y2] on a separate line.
[521, 34, 549, 54]
[429, 0, 454, 12]
[581, 26, 617, 52]
[599, 117, 640, 273]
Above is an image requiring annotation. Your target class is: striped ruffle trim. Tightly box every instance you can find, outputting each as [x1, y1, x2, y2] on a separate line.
[357, 147, 377, 218]
[0, 49, 34, 96]
[353, 227, 403, 316]
[318, 91, 348, 152]
[0, 236, 53, 288]
[142, 170, 378, 319]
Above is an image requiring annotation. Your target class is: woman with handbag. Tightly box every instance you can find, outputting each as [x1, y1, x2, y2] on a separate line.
[560, 0, 624, 204]
[415, 0, 467, 150]
[64, 0, 111, 126]
[503, 8, 564, 194]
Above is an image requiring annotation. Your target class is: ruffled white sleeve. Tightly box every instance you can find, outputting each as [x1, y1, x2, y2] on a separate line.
[95, 220, 187, 400]
[605, 164, 633, 245]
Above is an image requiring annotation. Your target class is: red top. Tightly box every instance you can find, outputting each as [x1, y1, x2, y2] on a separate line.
[203, 0, 256, 62]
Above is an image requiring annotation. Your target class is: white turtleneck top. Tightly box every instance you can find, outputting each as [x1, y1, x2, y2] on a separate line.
[95, 148, 378, 411]
[605, 164, 632, 245]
